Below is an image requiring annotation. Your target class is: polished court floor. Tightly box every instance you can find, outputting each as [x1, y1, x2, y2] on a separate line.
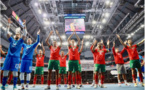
[4, 83, 144, 90]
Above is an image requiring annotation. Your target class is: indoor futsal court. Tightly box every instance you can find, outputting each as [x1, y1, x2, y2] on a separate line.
[0, 0, 144, 90]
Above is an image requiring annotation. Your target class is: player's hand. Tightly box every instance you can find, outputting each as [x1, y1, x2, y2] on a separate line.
[50, 31, 53, 35]
[113, 41, 115, 47]
[23, 20, 26, 25]
[56, 30, 59, 34]
[8, 18, 12, 24]
[101, 39, 103, 44]
[37, 29, 40, 35]
[41, 42, 43, 46]
[124, 40, 127, 45]
[94, 40, 97, 45]
[116, 34, 120, 38]
[82, 39, 84, 44]
[107, 40, 110, 45]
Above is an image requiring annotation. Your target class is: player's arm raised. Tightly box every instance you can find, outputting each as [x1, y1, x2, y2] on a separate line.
[41, 42, 45, 54]
[22, 20, 27, 40]
[33, 30, 40, 48]
[45, 31, 53, 47]
[6, 18, 12, 38]
[35, 45, 38, 55]
[92, 40, 97, 52]
[56, 30, 62, 47]
[137, 39, 145, 46]
[74, 31, 80, 46]
[67, 31, 74, 46]
[79, 40, 84, 53]
[116, 34, 126, 47]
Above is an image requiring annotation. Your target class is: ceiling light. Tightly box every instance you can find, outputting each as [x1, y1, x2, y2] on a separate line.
[105, 0, 110, 5]
[62, 42, 68, 45]
[44, 21, 50, 25]
[131, 33, 134, 36]
[85, 42, 90, 46]
[92, 20, 96, 24]
[61, 35, 66, 39]
[2, 26, 6, 30]
[83, 35, 90, 39]
[102, 19, 107, 24]
[100, 25, 103, 29]
[57, 42, 60, 45]
[34, 2, 38, 6]
[127, 34, 131, 39]
[103, 13, 110, 17]
[0, 23, 2, 27]
[51, 22, 55, 24]
[38, 43, 41, 46]
[43, 13, 47, 17]
[38, 9, 42, 14]
[140, 24, 144, 28]
[110, 2, 113, 6]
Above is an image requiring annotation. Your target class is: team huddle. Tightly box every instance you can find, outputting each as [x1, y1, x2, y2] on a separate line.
[0, 18, 144, 90]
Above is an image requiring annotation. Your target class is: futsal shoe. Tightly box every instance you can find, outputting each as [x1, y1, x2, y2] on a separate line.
[1, 86, 5, 90]
[67, 85, 71, 89]
[91, 83, 94, 87]
[64, 84, 67, 87]
[118, 83, 121, 87]
[56, 86, 59, 90]
[98, 83, 101, 87]
[20, 85, 25, 90]
[58, 84, 61, 87]
[141, 83, 144, 87]
[79, 85, 83, 87]
[25, 85, 29, 89]
[76, 85, 80, 89]
[125, 83, 130, 86]
[13, 86, 18, 90]
[45, 86, 51, 90]
[100, 84, 107, 88]
[32, 84, 35, 88]
[94, 84, 98, 88]
[5, 84, 8, 88]
[72, 85, 75, 87]
[134, 83, 138, 87]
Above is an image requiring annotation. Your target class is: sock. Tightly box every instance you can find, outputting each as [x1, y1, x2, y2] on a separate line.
[33, 76, 37, 84]
[132, 74, 136, 83]
[2, 77, 8, 86]
[56, 79, 58, 85]
[47, 80, 51, 86]
[79, 75, 82, 84]
[13, 77, 18, 87]
[95, 74, 98, 84]
[101, 75, 104, 84]
[64, 78, 67, 84]
[99, 80, 101, 84]
[93, 80, 95, 84]
[118, 80, 121, 83]
[0, 74, 3, 84]
[58, 77, 61, 84]
[139, 73, 143, 82]
[26, 81, 30, 85]
[137, 77, 140, 82]
[76, 74, 80, 85]
[20, 80, 24, 86]
[72, 76, 75, 84]
[41, 76, 44, 85]
[68, 75, 72, 85]
[7, 74, 13, 84]
[124, 80, 127, 84]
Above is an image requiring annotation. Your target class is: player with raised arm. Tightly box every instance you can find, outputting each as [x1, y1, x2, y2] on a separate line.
[67, 31, 80, 89]
[32, 42, 45, 87]
[58, 51, 68, 87]
[92, 40, 110, 88]
[1, 18, 27, 90]
[112, 41, 130, 86]
[19, 29, 40, 89]
[45, 30, 62, 90]
[116, 34, 145, 87]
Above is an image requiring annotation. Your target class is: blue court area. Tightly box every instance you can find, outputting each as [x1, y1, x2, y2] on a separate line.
[7, 83, 144, 90]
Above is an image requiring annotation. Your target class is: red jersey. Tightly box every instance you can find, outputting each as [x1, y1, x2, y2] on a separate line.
[90, 45, 96, 63]
[112, 47, 125, 64]
[59, 55, 67, 67]
[49, 46, 61, 60]
[94, 49, 108, 64]
[68, 45, 79, 60]
[125, 44, 139, 60]
[78, 52, 81, 64]
[36, 54, 45, 67]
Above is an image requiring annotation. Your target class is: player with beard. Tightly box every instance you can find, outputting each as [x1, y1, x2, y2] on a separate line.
[92, 40, 110, 88]
[32, 42, 45, 87]
[116, 34, 144, 87]
[1, 18, 27, 90]
[19, 29, 40, 89]
[67, 31, 80, 89]
[45, 30, 62, 90]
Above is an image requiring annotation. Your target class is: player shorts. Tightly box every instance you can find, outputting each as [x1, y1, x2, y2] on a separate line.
[116, 64, 127, 74]
[130, 60, 141, 68]
[34, 67, 44, 75]
[95, 64, 106, 72]
[20, 60, 33, 73]
[59, 67, 67, 74]
[2, 56, 20, 71]
[78, 64, 82, 72]
[68, 60, 79, 71]
[48, 60, 60, 70]
[141, 66, 144, 73]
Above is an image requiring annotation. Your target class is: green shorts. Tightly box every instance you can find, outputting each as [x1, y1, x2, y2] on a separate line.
[59, 67, 67, 74]
[78, 64, 82, 72]
[95, 64, 106, 72]
[34, 67, 44, 75]
[68, 60, 79, 71]
[48, 60, 60, 70]
[130, 60, 141, 68]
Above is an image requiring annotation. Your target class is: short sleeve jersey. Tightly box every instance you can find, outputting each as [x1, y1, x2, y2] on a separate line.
[49, 46, 61, 60]
[68, 45, 79, 60]
[36, 54, 45, 67]
[59, 55, 67, 67]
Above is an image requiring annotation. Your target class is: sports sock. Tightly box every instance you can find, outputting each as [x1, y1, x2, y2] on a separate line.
[72, 76, 75, 84]
[101, 75, 105, 84]
[7, 73, 13, 84]
[64, 77, 67, 84]
[118, 80, 121, 83]
[139, 73, 143, 82]
[33, 76, 37, 84]
[58, 77, 61, 84]
[20, 80, 24, 86]
[2, 77, 8, 86]
[13, 77, 18, 87]
[68, 75, 72, 85]
[56, 79, 58, 85]
[79, 75, 82, 84]
[99, 80, 101, 84]
[76, 74, 80, 85]
[26, 81, 30, 85]
[95, 74, 98, 84]
[47, 80, 51, 86]
[41, 76, 44, 84]
[132, 74, 136, 83]
[0, 74, 3, 84]
[124, 80, 127, 84]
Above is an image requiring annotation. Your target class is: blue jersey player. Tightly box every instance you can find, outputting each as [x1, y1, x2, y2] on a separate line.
[1, 18, 27, 90]
[19, 30, 40, 89]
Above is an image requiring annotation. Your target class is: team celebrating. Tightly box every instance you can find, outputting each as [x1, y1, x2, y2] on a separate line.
[0, 18, 144, 90]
